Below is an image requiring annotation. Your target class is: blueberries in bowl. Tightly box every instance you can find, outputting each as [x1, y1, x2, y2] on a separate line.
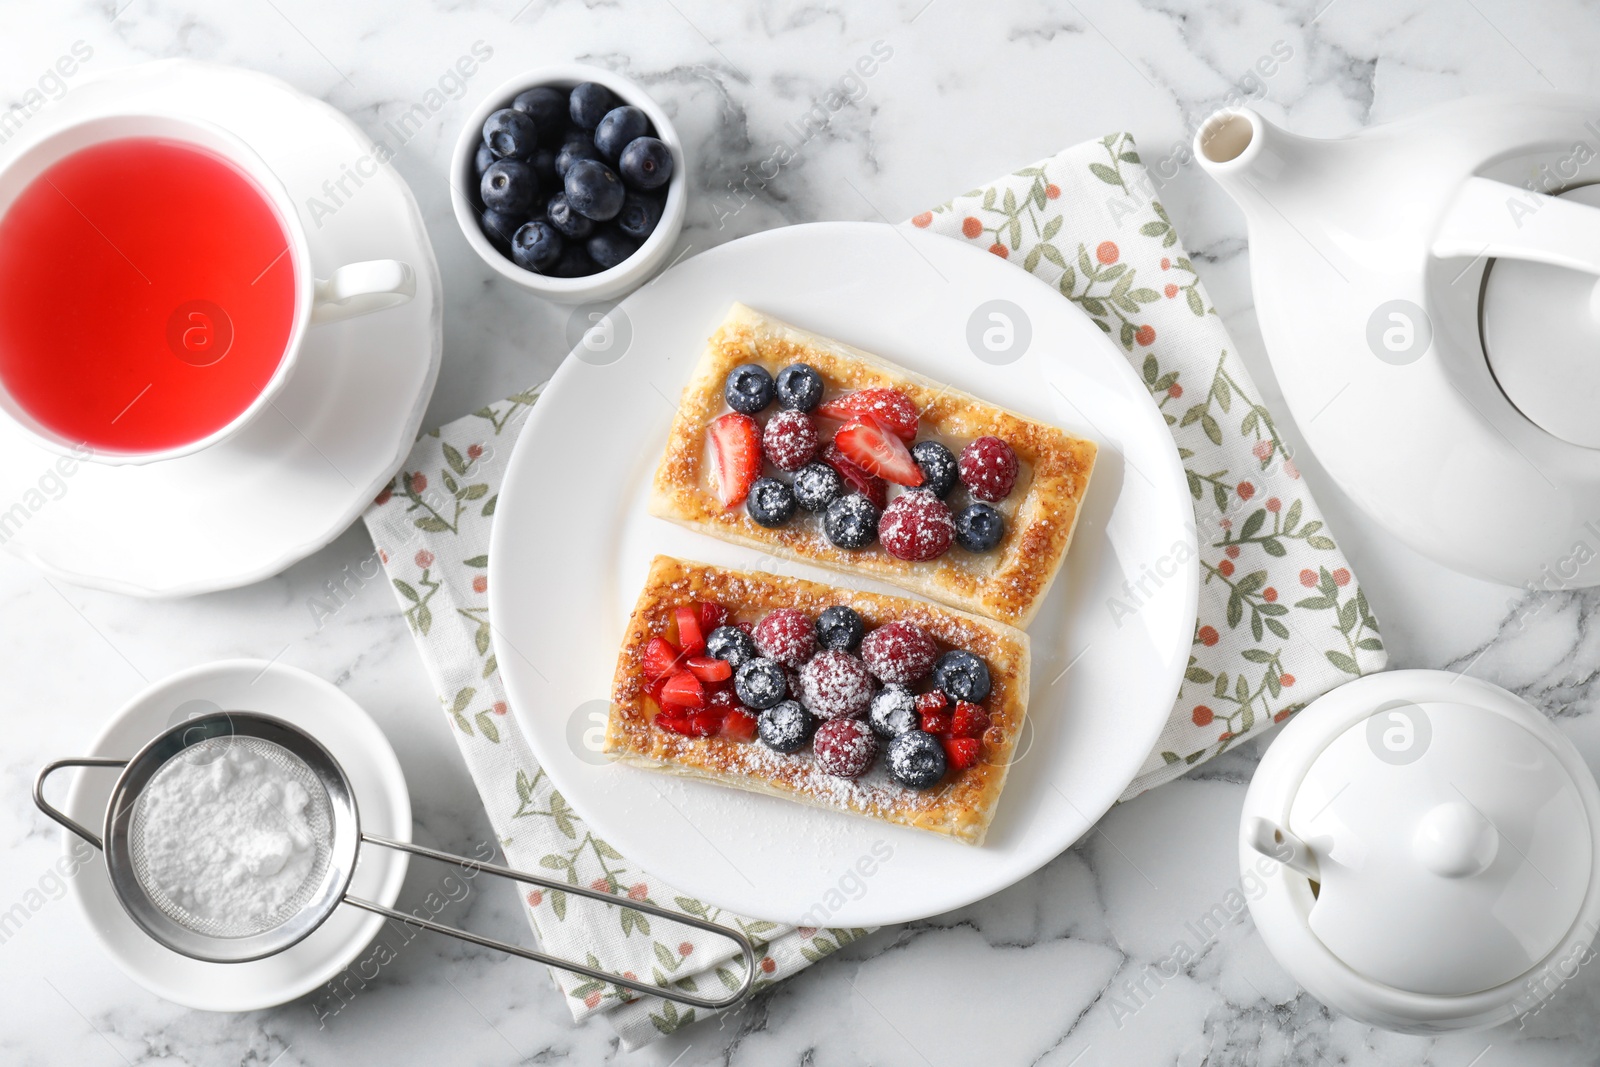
[594, 106, 650, 160]
[483, 109, 539, 161]
[565, 159, 625, 221]
[471, 80, 675, 278]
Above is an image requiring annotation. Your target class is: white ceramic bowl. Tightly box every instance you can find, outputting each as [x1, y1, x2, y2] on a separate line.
[450, 65, 686, 304]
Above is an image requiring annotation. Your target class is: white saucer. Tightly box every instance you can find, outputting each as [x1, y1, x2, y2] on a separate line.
[492, 222, 1197, 927]
[0, 60, 442, 597]
[60, 659, 411, 1012]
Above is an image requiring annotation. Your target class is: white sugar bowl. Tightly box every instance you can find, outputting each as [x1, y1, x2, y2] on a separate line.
[1240, 669, 1600, 1033]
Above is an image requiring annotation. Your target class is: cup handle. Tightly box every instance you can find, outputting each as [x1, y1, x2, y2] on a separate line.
[311, 260, 416, 325]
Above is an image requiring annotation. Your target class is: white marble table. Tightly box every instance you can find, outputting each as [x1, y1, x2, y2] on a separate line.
[3, 1, 1598, 1064]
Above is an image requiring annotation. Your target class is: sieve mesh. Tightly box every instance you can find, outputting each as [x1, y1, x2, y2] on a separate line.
[128, 735, 335, 940]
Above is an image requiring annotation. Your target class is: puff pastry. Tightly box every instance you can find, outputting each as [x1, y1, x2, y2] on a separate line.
[648, 303, 1097, 628]
[604, 555, 1031, 846]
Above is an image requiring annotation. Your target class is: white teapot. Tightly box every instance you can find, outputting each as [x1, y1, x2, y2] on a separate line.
[1240, 670, 1600, 1032]
[1196, 96, 1600, 588]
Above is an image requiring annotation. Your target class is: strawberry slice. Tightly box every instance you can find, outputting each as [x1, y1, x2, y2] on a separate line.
[708, 413, 762, 508]
[656, 709, 693, 734]
[834, 414, 924, 487]
[942, 735, 982, 771]
[644, 673, 672, 706]
[920, 706, 952, 735]
[698, 601, 727, 632]
[688, 709, 724, 736]
[643, 636, 683, 680]
[818, 388, 918, 441]
[675, 605, 706, 655]
[950, 702, 991, 739]
[720, 708, 759, 741]
[823, 443, 888, 509]
[686, 656, 733, 683]
[659, 670, 706, 708]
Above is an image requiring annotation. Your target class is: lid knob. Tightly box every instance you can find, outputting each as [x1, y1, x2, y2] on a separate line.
[1412, 800, 1498, 878]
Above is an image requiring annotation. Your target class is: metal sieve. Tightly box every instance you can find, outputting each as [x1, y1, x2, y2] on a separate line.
[36, 711, 755, 1009]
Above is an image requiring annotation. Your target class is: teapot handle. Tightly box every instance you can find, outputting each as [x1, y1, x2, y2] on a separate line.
[1433, 175, 1600, 279]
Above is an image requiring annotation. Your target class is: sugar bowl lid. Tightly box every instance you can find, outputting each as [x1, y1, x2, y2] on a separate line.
[1249, 671, 1600, 998]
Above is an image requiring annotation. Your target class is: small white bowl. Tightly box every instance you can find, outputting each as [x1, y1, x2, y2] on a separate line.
[451, 65, 686, 304]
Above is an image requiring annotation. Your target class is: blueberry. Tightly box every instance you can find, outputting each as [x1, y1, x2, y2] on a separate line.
[887, 730, 947, 789]
[510, 220, 563, 273]
[816, 605, 864, 651]
[757, 700, 815, 753]
[594, 105, 651, 160]
[723, 363, 775, 414]
[746, 476, 796, 527]
[775, 363, 823, 411]
[954, 502, 1005, 551]
[911, 441, 959, 498]
[555, 134, 603, 178]
[512, 86, 569, 140]
[869, 685, 919, 738]
[545, 193, 595, 240]
[616, 191, 664, 239]
[735, 657, 788, 710]
[479, 208, 522, 249]
[706, 625, 758, 667]
[482, 108, 539, 161]
[474, 142, 496, 180]
[933, 649, 991, 704]
[565, 159, 625, 221]
[480, 159, 537, 214]
[618, 135, 673, 191]
[569, 81, 618, 129]
[552, 244, 599, 277]
[587, 227, 639, 269]
[825, 493, 879, 549]
[792, 461, 842, 512]
[530, 146, 559, 189]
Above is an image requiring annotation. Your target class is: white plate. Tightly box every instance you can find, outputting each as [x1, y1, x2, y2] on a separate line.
[491, 222, 1197, 926]
[60, 659, 411, 1012]
[0, 60, 441, 597]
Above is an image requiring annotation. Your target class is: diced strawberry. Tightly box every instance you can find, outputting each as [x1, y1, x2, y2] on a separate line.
[708, 412, 762, 508]
[735, 621, 755, 637]
[643, 636, 683, 680]
[916, 690, 948, 716]
[686, 656, 733, 683]
[720, 709, 759, 742]
[706, 687, 740, 711]
[943, 735, 982, 771]
[675, 605, 705, 655]
[698, 601, 727, 632]
[656, 710, 692, 734]
[659, 670, 706, 708]
[920, 706, 952, 735]
[644, 673, 671, 706]
[687, 709, 724, 736]
[835, 414, 924, 487]
[950, 702, 991, 739]
[823, 443, 888, 509]
[818, 388, 919, 441]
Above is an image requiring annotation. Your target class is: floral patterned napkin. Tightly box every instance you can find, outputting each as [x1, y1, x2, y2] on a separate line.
[361, 131, 1384, 1048]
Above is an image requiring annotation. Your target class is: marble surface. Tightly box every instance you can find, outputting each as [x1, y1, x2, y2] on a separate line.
[2, 0, 1599, 1064]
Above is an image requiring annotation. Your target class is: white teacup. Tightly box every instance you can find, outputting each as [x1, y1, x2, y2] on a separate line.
[0, 113, 415, 465]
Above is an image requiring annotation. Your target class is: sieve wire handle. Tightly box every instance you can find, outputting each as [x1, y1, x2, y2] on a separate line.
[33, 758, 128, 851]
[345, 832, 758, 1012]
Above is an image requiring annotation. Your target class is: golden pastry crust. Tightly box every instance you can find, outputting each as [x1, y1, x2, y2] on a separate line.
[604, 555, 1031, 846]
[648, 303, 1097, 627]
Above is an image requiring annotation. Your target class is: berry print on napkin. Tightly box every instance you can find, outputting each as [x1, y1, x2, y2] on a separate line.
[904, 132, 1385, 796]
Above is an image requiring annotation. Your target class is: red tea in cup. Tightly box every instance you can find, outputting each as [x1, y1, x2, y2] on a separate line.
[0, 136, 297, 455]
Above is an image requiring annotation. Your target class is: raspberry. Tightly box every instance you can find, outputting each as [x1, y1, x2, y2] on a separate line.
[959, 436, 1018, 502]
[813, 718, 878, 778]
[753, 608, 817, 668]
[878, 491, 954, 562]
[798, 650, 875, 719]
[859, 621, 938, 684]
[950, 702, 990, 739]
[762, 410, 818, 472]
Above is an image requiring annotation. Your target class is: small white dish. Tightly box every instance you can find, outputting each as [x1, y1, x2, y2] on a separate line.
[0, 60, 441, 596]
[450, 65, 687, 304]
[491, 222, 1198, 927]
[60, 659, 411, 1013]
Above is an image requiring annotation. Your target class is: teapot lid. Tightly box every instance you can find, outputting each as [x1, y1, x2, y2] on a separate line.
[1289, 695, 1593, 995]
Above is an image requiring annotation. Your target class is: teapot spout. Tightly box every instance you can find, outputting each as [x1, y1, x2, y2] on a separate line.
[1194, 108, 1328, 220]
